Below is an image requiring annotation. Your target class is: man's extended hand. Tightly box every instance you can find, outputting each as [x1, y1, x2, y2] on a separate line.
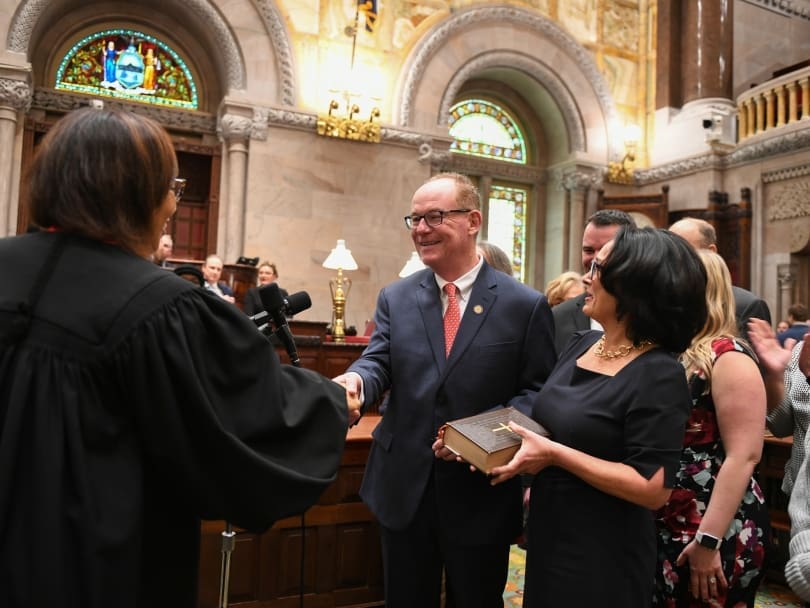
[333, 373, 362, 426]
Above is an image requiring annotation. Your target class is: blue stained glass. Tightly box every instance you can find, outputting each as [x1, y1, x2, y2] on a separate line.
[448, 99, 526, 165]
[55, 28, 198, 110]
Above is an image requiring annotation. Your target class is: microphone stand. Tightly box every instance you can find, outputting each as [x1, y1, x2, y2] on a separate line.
[274, 327, 306, 608]
[218, 523, 236, 608]
[218, 323, 304, 608]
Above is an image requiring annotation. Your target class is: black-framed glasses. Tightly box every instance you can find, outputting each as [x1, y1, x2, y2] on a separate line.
[589, 259, 605, 280]
[170, 178, 187, 202]
[404, 208, 471, 229]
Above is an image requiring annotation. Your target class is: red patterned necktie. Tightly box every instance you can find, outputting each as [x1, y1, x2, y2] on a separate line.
[443, 283, 460, 357]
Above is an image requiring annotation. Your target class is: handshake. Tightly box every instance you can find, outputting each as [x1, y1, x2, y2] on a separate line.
[333, 373, 363, 426]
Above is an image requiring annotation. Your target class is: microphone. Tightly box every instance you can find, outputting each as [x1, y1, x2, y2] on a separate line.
[249, 290, 311, 328]
[258, 283, 310, 367]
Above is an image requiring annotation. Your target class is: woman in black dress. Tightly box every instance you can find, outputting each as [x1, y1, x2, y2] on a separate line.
[490, 227, 708, 607]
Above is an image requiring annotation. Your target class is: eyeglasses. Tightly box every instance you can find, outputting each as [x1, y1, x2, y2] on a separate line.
[404, 209, 471, 230]
[589, 259, 605, 280]
[170, 178, 187, 202]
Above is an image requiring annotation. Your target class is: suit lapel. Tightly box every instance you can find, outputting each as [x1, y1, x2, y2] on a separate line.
[416, 273, 446, 367]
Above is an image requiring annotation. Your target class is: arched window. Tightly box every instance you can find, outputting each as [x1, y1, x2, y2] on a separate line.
[55, 29, 198, 110]
[448, 98, 531, 282]
[487, 184, 527, 281]
[449, 99, 526, 164]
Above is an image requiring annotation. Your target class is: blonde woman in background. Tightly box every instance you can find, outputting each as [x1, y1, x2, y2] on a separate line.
[545, 271, 584, 307]
[654, 250, 769, 607]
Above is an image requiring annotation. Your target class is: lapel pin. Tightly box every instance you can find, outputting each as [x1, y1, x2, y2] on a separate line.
[473, 305, 483, 314]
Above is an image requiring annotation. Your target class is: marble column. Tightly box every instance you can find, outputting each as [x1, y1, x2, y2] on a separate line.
[681, 0, 733, 104]
[778, 263, 797, 323]
[561, 170, 595, 272]
[0, 77, 31, 237]
[217, 110, 253, 262]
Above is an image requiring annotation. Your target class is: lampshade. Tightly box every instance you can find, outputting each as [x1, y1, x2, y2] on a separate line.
[398, 251, 425, 277]
[322, 239, 358, 270]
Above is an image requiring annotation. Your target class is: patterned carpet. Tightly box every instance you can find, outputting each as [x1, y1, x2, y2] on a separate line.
[503, 546, 804, 607]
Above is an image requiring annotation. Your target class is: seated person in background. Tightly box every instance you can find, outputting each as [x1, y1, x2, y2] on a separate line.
[152, 233, 173, 267]
[779, 303, 810, 347]
[654, 250, 769, 608]
[778, 319, 791, 333]
[173, 264, 204, 287]
[545, 271, 584, 307]
[202, 254, 235, 303]
[477, 240, 514, 275]
[243, 260, 289, 316]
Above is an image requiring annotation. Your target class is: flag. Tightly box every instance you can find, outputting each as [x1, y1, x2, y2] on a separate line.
[358, 0, 377, 32]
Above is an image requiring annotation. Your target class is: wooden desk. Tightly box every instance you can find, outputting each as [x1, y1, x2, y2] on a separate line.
[198, 416, 384, 608]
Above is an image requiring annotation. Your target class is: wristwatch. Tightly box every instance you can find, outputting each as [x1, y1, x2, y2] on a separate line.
[695, 531, 722, 550]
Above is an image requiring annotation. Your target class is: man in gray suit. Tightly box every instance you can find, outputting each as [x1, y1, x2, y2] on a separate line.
[334, 173, 556, 608]
[551, 209, 636, 354]
[669, 217, 771, 341]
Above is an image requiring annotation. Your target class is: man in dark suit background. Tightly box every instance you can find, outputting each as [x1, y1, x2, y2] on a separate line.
[552, 209, 636, 354]
[334, 173, 556, 608]
[669, 217, 771, 341]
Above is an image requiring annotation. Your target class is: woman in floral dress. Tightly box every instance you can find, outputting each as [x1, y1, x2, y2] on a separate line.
[654, 250, 770, 607]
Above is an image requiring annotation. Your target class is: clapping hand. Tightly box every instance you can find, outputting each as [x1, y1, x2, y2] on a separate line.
[748, 318, 794, 375]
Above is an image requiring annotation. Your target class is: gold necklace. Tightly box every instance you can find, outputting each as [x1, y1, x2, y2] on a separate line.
[593, 336, 653, 359]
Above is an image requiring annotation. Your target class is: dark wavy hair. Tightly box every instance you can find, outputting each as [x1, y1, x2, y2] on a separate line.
[26, 108, 177, 254]
[599, 227, 707, 353]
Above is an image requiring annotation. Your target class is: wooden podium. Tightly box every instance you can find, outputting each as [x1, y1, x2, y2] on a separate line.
[197, 320, 383, 608]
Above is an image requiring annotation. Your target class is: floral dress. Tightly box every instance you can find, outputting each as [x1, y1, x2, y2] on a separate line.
[653, 337, 770, 608]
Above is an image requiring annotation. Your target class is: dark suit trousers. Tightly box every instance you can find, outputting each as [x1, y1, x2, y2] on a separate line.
[379, 468, 511, 608]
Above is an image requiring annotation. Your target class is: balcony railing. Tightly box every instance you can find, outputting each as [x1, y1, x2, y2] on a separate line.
[737, 66, 810, 140]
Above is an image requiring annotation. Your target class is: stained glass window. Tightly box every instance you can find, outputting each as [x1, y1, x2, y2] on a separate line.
[55, 29, 198, 110]
[488, 185, 528, 282]
[448, 99, 526, 164]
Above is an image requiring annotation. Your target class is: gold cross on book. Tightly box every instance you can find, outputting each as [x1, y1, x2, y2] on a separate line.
[492, 423, 513, 434]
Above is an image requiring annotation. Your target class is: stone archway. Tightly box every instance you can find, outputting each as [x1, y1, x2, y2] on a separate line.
[395, 4, 616, 163]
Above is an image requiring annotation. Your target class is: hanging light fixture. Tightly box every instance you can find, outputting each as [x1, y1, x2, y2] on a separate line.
[315, 1, 382, 143]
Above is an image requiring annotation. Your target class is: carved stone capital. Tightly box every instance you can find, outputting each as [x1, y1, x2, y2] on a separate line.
[0, 77, 31, 112]
[778, 263, 799, 286]
[218, 113, 253, 142]
[551, 166, 601, 192]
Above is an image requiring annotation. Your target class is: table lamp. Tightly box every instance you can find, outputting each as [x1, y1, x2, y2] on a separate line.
[398, 251, 425, 277]
[322, 239, 358, 342]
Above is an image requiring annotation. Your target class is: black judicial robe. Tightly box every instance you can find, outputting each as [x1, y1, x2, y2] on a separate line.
[0, 232, 348, 608]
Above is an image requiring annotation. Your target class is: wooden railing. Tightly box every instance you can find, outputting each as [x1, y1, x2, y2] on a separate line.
[737, 65, 810, 140]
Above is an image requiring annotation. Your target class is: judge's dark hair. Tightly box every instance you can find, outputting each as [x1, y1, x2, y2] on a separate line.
[26, 108, 177, 253]
[599, 227, 707, 353]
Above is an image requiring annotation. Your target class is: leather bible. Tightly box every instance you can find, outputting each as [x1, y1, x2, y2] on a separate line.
[439, 407, 549, 474]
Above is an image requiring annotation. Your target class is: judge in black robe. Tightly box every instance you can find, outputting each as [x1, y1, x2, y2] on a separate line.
[0, 108, 352, 608]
